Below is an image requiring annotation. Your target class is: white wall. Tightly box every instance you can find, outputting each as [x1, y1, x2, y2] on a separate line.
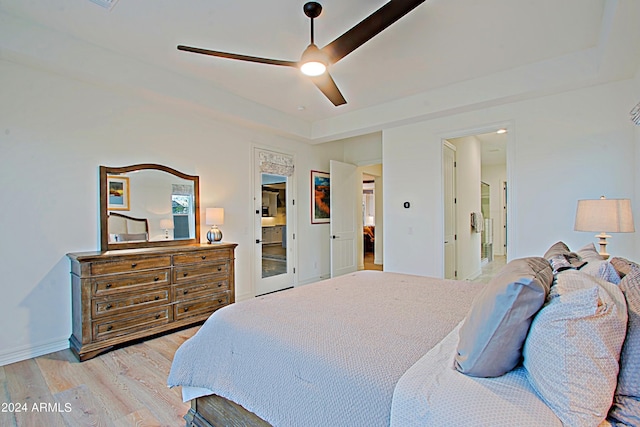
[0, 59, 343, 365]
[383, 79, 639, 278]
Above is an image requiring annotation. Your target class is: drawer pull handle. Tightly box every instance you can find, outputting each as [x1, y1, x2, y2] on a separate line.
[107, 325, 113, 331]
[155, 314, 161, 319]
[217, 267, 222, 271]
[154, 296, 160, 300]
[183, 290, 189, 295]
[201, 255, 207, 260]
[217, 283, 222, 287]
[184, 307, 189, 312]
[131, 263, 137, 268]
[105, 283, 112, 289]
[183, 272, 188, 277]
[154, 276, 159, 281]
[106, 304, 112, 310]
[218, 299, 223, 303]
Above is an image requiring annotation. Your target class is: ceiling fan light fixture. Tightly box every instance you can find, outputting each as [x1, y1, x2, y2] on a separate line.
[300, 44, 327, 76]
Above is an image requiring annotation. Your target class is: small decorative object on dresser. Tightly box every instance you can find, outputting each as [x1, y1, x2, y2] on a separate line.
[67, 243, 237, 361]
[205, 207, 224, 243]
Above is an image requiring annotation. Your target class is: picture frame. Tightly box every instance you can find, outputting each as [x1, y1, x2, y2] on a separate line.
[107, 175, 130, 211]
[311, 170, 330, 224]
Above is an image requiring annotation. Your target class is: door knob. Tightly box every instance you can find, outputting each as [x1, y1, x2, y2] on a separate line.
[256, 239, 262, 244]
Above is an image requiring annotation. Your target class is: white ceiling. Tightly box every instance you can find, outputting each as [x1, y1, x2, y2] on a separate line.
[1, 0, 639, 142]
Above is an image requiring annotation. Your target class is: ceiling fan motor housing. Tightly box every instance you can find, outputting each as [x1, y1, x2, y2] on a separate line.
[304, 2, 322, 19]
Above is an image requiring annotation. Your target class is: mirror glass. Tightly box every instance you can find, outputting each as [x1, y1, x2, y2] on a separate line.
[261, 173, 287, 278]
[100, 164, 200, 251]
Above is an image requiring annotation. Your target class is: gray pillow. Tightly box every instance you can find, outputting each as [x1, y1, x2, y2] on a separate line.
[610, 256, 640, 279]
[543, 241, 571, 260]
[609, 264, 640, 426]
[524, 270, 627, 427]
[454, 257, 552, 377]
[543, 241, 585, 269]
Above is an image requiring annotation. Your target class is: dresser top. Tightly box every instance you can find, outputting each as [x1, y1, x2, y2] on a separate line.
[68, 242, 237, 261]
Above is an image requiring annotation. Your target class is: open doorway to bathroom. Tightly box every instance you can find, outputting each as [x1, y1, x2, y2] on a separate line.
[444, 129, 507, 280]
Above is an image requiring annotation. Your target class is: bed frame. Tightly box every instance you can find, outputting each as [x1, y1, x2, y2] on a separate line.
[186, 394, 271, 427]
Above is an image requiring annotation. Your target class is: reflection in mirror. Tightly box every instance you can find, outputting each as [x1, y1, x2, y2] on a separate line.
[100, 164, 200, 251]
[261, 173, 287, 278]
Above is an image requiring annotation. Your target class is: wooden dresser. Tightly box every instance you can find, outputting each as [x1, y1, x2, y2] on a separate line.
[67, 243, 237, 361]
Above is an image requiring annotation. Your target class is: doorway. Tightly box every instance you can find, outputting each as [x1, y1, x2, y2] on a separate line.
[361, 167, 383, 271]
[254, 148, 296, 296]
[443, 129, 507, 280]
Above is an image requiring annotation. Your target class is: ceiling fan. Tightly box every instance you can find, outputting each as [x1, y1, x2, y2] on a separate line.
[177, 1, 426, 106]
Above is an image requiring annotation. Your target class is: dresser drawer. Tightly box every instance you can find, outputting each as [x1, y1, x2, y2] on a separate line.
[92, 269, 170, 295]
[92, 307, 170, 341]
[173, 293, 230, 321]
[173, 250, 230, 266]
[173, 278, 229, 302]
[93, 288, 170, 318]
[174, 262, 228, 284]
[90, 256, 171, 275]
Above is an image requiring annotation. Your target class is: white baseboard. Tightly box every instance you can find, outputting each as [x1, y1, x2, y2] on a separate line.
[0, 338, 69, 367]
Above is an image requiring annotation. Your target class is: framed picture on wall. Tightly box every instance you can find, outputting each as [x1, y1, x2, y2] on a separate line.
[311, 170, 330, 224]
[107, 175, 130, 211]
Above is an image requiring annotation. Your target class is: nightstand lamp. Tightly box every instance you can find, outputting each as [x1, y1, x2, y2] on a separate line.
[574, 196, 635, 259]
[206, 208, 224, 243]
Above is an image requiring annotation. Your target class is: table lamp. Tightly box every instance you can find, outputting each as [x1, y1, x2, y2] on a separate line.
[206, 208, 224, 243]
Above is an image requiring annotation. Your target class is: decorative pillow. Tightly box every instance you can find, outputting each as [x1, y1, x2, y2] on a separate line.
[114, 232, 148, 242]
[543, 241, 586, 269]
[577, 242, 604, 262]
[580, 260, 621, 285]
[523, 270, 628, 427]
[610, 256, 640, 279]
[543, 241, 571, 260]
[454, 257, 552, 377]
[608, 264, 640, 426]
[549, 255, 574, 274]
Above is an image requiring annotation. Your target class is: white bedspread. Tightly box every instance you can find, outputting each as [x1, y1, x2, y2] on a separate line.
[168, 271, 483, 427]
[391, 323, 564, 427]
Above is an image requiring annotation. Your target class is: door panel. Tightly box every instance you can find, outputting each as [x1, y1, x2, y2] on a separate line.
[330, 160, 358, 277]
[443, 143, 457, 279]
[254, 150, 295, 296]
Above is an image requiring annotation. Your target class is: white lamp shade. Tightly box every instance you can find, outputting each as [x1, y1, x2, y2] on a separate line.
[159, 219, 174, 230]
[206, 208, 224, 225]
[574, 198, 635, 233]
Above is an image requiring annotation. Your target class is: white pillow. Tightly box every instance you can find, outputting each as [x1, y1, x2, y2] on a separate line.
[523, 270, 628, 426]
[608, 264, 640, 425]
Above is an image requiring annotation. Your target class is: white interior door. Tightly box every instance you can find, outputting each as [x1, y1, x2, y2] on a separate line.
[443, 142, 457, 279]
[330, 160, 358, 277]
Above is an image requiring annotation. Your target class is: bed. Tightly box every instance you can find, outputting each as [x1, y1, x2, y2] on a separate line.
[168, 242, 640, 427]
[107, 212, 149, 242]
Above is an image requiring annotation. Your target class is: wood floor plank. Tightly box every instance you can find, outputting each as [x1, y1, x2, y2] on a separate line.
[54, 384, 110, 427]
[1, 327, 198, 427]
[34, 349, 82, 394]
[2, 359, 66, 427]
[112, 407, 163, 427]
[100, 347, 188, 426]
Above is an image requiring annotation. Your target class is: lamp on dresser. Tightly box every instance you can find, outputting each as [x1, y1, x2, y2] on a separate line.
[574, 196, 635, 259]
[160, 218, 174, 239]
[206, 208, 224, 243]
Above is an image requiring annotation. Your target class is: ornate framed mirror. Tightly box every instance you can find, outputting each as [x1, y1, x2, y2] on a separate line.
[100, 164, 200, 251]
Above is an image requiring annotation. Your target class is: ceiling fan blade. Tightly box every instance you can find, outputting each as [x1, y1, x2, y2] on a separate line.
[310, 72, 347, 106]
[177, 45, 298, 67]
[321, 0, 426, 64]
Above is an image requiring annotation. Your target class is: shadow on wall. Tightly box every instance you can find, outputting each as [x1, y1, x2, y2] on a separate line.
[17, 256, 70, 362]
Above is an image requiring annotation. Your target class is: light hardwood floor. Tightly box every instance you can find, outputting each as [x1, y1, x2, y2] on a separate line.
[0, 326, 199, 427]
